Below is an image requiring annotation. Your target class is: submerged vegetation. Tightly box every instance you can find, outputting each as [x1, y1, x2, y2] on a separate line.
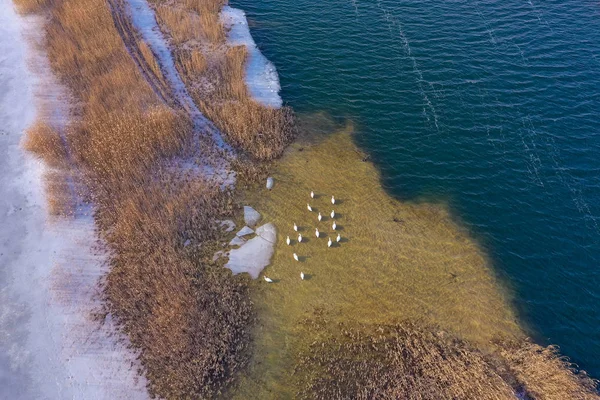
[14, 0, 600, 399]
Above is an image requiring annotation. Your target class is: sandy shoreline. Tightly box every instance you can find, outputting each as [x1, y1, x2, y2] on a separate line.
[0, 2, 148, 398]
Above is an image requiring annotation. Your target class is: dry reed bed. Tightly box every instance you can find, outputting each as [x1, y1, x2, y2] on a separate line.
[151, 0, 296, 160]
[16, 0, 253, 398]
[295, 317, 600, 400]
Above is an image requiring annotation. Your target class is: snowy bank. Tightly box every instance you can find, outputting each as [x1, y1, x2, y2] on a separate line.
[0, 3, 148, 398]
[221, 6, 283, 109]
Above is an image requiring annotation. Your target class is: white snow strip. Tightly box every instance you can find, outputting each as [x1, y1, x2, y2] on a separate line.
[221, 6, 283, 109]
[125, 0, 230, 150]
[225, 223, 276, 279]
[0, 3, 148, 399]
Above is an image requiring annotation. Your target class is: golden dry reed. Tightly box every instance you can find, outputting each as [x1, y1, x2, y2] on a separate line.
[150, 0, 296, 160]
[294, 318, 599, 400]
[15, 0, 253, 397]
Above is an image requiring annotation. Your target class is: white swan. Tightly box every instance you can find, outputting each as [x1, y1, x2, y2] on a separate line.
[331, 195, 336, 205]
[293, 253, 299, 262]
[293, 223, 298, 232]
[330, 210, 335, 219]
[298, 234, 303, 243]
[300, 272, 305, 280]
[310, 191, 315, 199]
[315, 228, 320, 238]
[318, 212, 322, 222]
[264, 276, 273, 283]
[336, 233, 341, 243]
[332, 221, 337, 230]
[286, 235, 291, 245]
[327, 237, 332, 247]
[307, 203, 313, 212]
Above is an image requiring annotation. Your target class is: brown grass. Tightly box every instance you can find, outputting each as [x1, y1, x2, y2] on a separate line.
[23, 121, 68, 169]
[44, 170, 74, 216]
[498, 340, 600, 400]
[15, 0, 253, 397]
[155, 4, 225, 45]
[149, 0, 296, 160]
[138, 39, 166, 85]
[294, 318, 600, 400]
[175, 48, 207, 77]
[13, 0, 49, 13]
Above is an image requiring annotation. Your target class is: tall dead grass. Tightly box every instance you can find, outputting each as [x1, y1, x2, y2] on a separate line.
[295, 318, 600, 400]
[16, 0, 253, 397]
[150, 0, 296, 160]
[498, 340, 600, 400]
[23, 121, 68, 169]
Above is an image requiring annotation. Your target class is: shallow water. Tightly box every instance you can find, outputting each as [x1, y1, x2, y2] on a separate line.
[232, 0, 600, 378]
[231, 123, 520, 398]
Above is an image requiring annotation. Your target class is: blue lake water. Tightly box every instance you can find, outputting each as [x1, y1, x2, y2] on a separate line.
[231, 0, 600, 376]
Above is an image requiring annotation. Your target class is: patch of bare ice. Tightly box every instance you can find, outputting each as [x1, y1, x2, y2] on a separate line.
[221, 6, 283, 109]
[225, 223, 276, 279]
[244, 206, 261, 227]
[236, 226, 254, 237]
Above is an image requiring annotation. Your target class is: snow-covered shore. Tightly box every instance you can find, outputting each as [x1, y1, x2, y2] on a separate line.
[0, 2, 148, 398]
[221, 6, 283, 109]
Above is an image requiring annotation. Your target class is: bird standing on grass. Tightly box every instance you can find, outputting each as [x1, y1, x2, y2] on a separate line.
[286, 235, 291, 245]
[332, 221, 337, 230]
[315, 228, 320, 238]
[300, 272, 305, 280]
[330, 210, 335, 219]
[294, 223, 298, 232]
[328, 237, 332, 247]
[298, 234, 303, 243]
[293, 253, 299, 261]
[310, 191, 315, 199]
[336, 233, 341, 243]
[331, 195, 336, 205]
[264, 276, 273, 283]
[318, 212, 323, 222]
[307, 203, 313, 212]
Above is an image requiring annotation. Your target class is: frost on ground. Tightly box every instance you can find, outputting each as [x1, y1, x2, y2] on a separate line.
[0, 2, 148, 399]
[221, 6, 283, 109]
[225, 223, 277, 279]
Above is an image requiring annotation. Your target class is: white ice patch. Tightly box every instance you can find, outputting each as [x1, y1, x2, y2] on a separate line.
[225, 223, 276, 279]
[221, 6, 283, 109]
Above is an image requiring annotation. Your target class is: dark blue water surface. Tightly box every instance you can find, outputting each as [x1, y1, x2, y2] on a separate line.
[232, 0, 600, 375]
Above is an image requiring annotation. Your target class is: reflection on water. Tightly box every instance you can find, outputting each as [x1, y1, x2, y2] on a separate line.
[230, 116, 521, 398]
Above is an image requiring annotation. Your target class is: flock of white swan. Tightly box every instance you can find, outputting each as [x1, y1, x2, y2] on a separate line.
[263, 191, 342, 283]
